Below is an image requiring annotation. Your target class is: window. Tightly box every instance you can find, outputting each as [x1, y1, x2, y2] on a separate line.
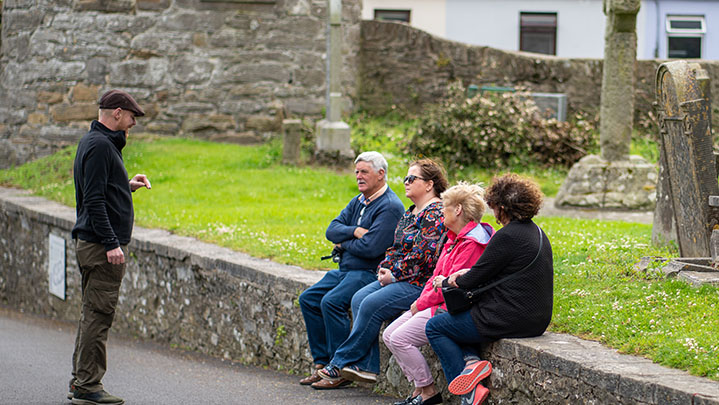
[666, 15, 705, 58]
[519, 12, 557, 55]
[374, 9, 410, 23]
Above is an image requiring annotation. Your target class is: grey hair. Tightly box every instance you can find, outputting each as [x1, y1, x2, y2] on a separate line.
[354, 151, 388, 181]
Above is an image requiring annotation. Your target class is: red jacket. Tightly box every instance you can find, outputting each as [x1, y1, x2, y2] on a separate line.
[415, 221, 494, 315]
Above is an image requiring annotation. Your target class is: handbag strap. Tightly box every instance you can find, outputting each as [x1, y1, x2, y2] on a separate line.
[465, 224, 544, 299]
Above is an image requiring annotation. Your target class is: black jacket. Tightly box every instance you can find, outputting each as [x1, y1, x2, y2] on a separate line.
[71, 120, 134, 251]
[457, 219, 553, 340]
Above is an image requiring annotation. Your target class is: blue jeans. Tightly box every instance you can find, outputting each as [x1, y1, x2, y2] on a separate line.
[299, 269, 377, 366]
[330, 280, 423, 374]
[425, 310, 490, 382]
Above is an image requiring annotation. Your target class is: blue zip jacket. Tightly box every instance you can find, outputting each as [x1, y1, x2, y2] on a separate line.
[326, 187, 404, 271]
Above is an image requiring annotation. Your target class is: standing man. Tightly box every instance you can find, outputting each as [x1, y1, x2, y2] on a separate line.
[298, 151, 405, 389]
[68, 90, 151, 405]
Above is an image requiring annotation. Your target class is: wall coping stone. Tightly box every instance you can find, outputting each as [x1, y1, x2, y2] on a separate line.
[1, 186, 718, 403]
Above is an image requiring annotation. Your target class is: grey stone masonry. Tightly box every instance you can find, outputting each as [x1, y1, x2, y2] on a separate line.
[0, 0, 361, 168]
[1, 186, 718, 404]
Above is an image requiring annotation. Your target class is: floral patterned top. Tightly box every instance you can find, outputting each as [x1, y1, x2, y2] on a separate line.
[378, 201, 446, 287]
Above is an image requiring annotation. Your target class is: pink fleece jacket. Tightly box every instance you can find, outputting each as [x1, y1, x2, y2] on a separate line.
[414, 221, 494, 315]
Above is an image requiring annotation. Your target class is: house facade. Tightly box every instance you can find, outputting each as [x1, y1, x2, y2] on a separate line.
[362, 0, 719, 59]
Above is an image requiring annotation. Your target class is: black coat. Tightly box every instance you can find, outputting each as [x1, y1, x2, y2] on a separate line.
[71, 120, 134, 251]
[456, 219, 553, 340]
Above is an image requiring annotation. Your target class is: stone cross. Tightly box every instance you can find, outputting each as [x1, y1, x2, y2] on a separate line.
[315, 0, 353, 164]
[555, 0, 656, 210]
[652, 61, 719, 258]
[599, 0, 640, 162]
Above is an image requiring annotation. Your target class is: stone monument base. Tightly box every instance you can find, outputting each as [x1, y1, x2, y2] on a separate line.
[315, 119, 354, 166]
[555, 154, 658, 210]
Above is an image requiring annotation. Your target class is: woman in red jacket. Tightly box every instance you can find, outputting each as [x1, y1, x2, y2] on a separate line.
[382, 182, 494, 405]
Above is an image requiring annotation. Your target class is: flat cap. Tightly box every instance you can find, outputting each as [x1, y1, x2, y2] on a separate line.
[98, 89, 145, 117]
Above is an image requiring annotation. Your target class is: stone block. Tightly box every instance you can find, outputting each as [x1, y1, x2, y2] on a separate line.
[73, 0, 134, 13]
[109, 59, 169, 87]
[157, 11, 225, 32]
[170, 56, 215, 85]
[221, 63, 288, 84]
[181, 114, 236, 134]
[37, 91, 65, 105]
[145, 121, 180, 134]
[245, 115, 280, 132]
[131, 32, 193, 56]
[86, 58, 109, 85]
[27, 113, 49, 126]
[71, 83, 100, 102]
[2, 9, 45, 31]
[137, 0, 170, 10]
[50, 103, 98, 122]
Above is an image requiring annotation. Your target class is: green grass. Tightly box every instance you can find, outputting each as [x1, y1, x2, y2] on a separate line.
[1, 128, 717, 382]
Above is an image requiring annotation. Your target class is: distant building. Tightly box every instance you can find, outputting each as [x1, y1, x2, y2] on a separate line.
[362, 0, 719, 59]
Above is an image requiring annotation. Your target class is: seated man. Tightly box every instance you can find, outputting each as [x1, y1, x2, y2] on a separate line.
[298, 151, 405, 389]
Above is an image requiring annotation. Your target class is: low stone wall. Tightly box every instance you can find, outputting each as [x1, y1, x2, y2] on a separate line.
[358, 20, 719, 130]
[1, 186, 718, 404]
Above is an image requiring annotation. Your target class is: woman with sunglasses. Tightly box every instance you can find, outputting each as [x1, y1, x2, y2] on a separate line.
[316, 159, 448, 388]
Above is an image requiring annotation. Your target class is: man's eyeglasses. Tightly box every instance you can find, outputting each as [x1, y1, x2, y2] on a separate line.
[403, 175, 427, 184]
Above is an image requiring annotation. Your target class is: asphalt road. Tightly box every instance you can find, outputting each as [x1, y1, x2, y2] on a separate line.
[0, 307, 398, 405]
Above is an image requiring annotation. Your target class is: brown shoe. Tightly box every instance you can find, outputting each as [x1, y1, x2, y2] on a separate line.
[299, 370, 323, 386]
[311, 378, 352, 390]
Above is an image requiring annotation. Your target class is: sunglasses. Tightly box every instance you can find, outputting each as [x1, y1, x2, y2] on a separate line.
[403, 175, 427, 184]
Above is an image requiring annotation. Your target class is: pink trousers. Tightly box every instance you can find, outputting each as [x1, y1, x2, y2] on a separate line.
[382, 308, 433, 388]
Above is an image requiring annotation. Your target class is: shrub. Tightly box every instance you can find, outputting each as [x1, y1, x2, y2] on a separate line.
[408, 82, 597, 169]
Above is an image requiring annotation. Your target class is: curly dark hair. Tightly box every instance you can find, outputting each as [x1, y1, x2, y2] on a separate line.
[410, 158, 449, 197]
[485, 173, 543, 222]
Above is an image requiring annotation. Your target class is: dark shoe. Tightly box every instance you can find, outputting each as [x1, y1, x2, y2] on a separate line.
[409, 392, 443, 405]
[317, 364, 342, 380]
[311, 378, 352, 390]
[460, 384, 489, 405]
[72, 390, 124, 405]
[393, 394, 419, 405]
[299, 369, 323, 385]
[340, 365, 378, 383]
[448, 360, 492, 395]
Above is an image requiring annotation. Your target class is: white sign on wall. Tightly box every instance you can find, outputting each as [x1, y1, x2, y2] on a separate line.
[48, 233, 66, 300]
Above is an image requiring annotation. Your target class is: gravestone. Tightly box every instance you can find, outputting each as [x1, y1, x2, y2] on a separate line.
[282, 119, 302, 165]
[555, 0, 656, 209]
[315, 0, 354, 165]
[652, 61, 719, 257]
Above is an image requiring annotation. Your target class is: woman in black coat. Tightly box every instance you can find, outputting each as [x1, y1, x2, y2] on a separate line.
[426, 174, 553, 405]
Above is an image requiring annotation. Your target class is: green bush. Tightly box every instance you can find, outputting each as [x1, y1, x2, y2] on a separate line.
[409, 82, 597, 169]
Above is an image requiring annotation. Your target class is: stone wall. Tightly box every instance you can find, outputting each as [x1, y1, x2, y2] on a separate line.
[2, 186, 719, 404]
[358, 20, 719, 130]
[0, 0, 361, 168]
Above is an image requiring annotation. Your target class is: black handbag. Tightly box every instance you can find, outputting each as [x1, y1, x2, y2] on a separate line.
[442, 225, 544, 315]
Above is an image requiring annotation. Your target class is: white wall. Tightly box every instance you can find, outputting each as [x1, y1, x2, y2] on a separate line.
[445, 0, 607, 58]
[362, 0, 447, 38]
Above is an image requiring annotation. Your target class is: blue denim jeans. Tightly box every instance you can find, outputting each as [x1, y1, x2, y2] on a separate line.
[425, 310, 490, 382]
[298, 269, 377, 366]
[330, 280, 423, 374]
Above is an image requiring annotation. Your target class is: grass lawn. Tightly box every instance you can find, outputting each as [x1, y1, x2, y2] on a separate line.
[1, 133, 717, 382]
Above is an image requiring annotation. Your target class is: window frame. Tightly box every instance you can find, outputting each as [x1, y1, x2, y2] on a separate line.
[665, 15, 705, 59]
[373, 9, 411, 23]
[519, 11, 558, 56]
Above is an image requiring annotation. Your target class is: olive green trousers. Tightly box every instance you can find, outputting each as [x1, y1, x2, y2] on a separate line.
[71, 240, 126, 394]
